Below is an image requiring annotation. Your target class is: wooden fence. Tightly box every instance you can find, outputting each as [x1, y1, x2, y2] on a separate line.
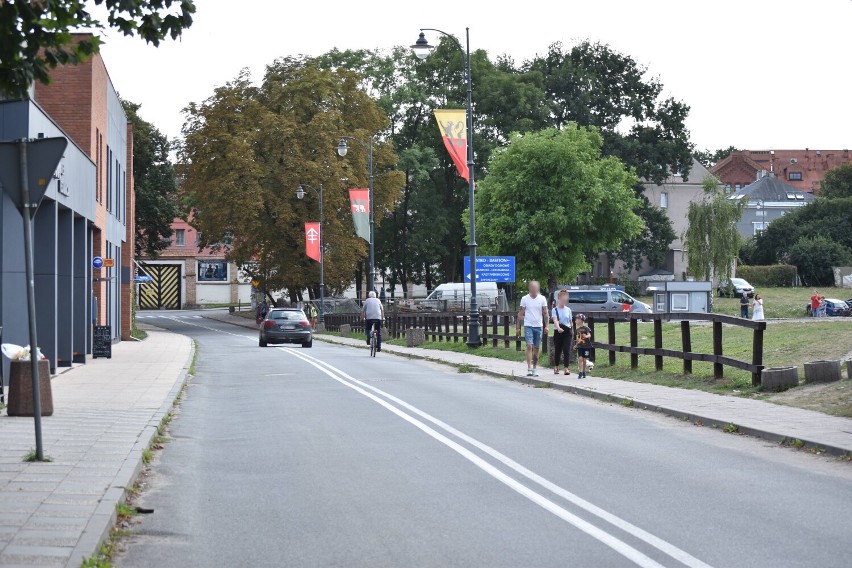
[323, 310, 767, 384]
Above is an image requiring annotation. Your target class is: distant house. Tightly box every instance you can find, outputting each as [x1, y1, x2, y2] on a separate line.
[729, 173, 813, 238]
[712, 149, 852, 195]
[594, 158, 717, 282]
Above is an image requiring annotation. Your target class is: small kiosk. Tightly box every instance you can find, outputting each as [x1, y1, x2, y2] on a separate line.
[651, 281, 712, 314]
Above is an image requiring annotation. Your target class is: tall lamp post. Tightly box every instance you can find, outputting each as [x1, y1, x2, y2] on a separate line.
[336, 136, 376, 295]
[296, 183, 324, 323]
[411, 28, 481, 347]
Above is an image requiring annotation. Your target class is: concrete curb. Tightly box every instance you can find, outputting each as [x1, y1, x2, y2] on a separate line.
[313, 335, 851, 458]
[65, 336, 196, 568]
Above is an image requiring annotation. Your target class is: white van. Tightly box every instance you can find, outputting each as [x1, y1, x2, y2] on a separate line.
[421, 282, 500, 311]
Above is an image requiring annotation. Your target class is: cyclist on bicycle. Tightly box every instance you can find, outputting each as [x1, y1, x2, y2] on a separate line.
[362, 290, 384, 352]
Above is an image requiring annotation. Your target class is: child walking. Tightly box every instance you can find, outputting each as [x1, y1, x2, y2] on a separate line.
[574, 314, 591, 379]
[551, 290, 573, 375]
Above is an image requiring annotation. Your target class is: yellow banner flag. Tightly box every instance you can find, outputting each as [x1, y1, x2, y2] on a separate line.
[434, 109, 469, 181]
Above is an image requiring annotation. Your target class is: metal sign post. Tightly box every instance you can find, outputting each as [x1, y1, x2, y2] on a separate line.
[0, 137, 68, 461]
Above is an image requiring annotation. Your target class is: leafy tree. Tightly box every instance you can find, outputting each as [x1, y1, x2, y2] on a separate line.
[609, 194, 677, 273]
[0, 0, 195, 99]
[788, 235, 852, 287]
[121, 99, 182, 257]
[683, 175, 745, 283]
[695, 146, 738, 168]
[475, 126, 642, 291]
[179, 59, 403, 301]
[752, 197, 852, 264]
[821, 163, 852, 199]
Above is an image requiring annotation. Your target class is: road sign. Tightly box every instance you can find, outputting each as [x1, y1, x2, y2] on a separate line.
[103, 258, 115, 268]
[0, 137, 68, 212]
[92, 256, 104, 269]
[251, 279, 260, 288]
[134, 275, 153, 283]
[463, 256, 516, 283]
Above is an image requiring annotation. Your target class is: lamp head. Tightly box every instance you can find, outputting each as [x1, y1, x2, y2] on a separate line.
[411, 32, 434, 60]
[296, 185, 305, 200]
[336, 138, 348, 157]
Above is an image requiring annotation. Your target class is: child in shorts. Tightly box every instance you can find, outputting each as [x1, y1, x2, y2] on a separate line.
[574, 314, 592, 379]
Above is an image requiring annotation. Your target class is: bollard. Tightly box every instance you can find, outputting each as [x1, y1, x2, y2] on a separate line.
[7, 359, 53, 416]
[407, 328, 426, 347]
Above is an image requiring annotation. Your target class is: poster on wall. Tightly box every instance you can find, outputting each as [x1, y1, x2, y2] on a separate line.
[198, 260, 228, 282]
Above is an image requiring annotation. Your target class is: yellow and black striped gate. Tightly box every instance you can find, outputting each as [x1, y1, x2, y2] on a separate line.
[138, 264, 181, 310]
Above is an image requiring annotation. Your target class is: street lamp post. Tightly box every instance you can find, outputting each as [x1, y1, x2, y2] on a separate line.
[336, 136, 376, 295]
[412, 27, 481, 347]
[296, 183, 324, 323]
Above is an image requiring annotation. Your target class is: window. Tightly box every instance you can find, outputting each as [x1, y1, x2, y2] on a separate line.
[671, 293, 689, 311]
[735, 183, 741, 192]
[725, 184, 731, 194]
[175, 229, 185, 247]
[611, 291, 633, 305]
[756, 209, 766, 217]
[788, 172, 803, 181]
[660, 192, 668, 208]
[753, 222, 767, 235]
[568, 291, 607, 304]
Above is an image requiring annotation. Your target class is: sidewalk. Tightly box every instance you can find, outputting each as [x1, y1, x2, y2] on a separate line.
[0, 328, 193, 567]
[203, 312, 852, 456]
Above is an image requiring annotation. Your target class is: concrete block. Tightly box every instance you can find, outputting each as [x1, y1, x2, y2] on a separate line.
[315, 323, 326, 333]
[846, 360, 851, 380]
[761, 366, 799, 392]
[803, 360, 842, 384]
[339, 324, 352, 337]
[407, 328, 426, 347]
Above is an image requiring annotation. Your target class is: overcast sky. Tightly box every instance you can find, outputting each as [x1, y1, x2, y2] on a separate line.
[97, 0, 852, 152]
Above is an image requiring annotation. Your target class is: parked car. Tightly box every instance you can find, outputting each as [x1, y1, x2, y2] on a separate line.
[565, 287, 652, 314]
[259, 308, 313, 348]
[717, 278, 755, 298]
[824, 299, 851, 317]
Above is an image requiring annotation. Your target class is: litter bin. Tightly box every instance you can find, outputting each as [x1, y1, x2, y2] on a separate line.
[7, 359, 53, 416]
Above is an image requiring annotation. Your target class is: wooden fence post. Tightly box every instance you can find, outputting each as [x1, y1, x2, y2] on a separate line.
[492, 313, 498, 347]
[681, 320, 692, 375]
[588, 317, 595, 362]
[503, 314, 510, 348]
[630, 317, 638, 369]
[453, 316, 458, 343]
[654, 318, 663, 371]
[713, 319, 723, 379]
[752, 323, 765, 386]
[607, 317, 616, 366]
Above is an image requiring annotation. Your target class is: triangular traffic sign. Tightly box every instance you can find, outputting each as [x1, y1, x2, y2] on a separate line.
[0, 137, 68, 214]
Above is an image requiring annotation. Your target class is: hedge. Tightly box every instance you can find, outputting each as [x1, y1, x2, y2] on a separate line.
[736, 265, 798, 287]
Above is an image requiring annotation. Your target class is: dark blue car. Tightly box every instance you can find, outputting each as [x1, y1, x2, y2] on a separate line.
[824, 299, 851, 317]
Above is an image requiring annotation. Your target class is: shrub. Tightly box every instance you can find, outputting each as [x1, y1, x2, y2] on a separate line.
[736, 265, 798, 287]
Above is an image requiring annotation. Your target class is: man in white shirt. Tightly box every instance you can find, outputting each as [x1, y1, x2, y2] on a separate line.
[516, 281, 549, 376]
[361, 291, 384, 351]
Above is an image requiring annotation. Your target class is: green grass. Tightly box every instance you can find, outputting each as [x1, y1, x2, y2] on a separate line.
[188, 339, 199, 376]
[637, 286, 851, 319]
[385, 337, 527, 363]
[130, 328, 148, 341]
[22, 448, 53, 462]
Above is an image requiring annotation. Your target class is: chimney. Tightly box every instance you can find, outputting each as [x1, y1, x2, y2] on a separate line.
[770, 150, 775, 172]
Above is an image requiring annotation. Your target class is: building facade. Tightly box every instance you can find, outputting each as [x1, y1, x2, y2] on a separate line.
[712, 149, 852, 195]
[730, 173, 813, 238]
[138, 217, 252, 309]
[0, 39, 133, 374]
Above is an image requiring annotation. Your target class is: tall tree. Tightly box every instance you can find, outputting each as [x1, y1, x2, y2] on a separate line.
[694, 146, 738, 168]
[122, 99, 182, 257]
[179, 59, 403, 300]
[683, 176, 745, 282]
[0, 0, 195, 99]
[475, 126, 642, 291]
[788, 235, 852, 287]
[821, 163, 852, 199]
[609, 195, 677, 273]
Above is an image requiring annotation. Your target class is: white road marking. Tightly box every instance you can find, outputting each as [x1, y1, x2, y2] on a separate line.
[162, 316, 713, 568]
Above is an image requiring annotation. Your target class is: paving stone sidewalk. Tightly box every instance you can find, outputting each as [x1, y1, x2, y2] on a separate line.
[204, 311, 852, 456]
[0, 329, 193, 567]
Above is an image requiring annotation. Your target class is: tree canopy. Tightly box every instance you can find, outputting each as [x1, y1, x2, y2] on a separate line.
[179, 58, 403, 301]
[474, 126, 642, 291]
[122, 99, 182, 257]
[683, 175, 745, 282]
[0, 0, 195, 99]
[821, 163, 852, 199]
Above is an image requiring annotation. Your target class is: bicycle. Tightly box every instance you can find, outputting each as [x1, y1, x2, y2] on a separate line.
[369, 322, 379, 357]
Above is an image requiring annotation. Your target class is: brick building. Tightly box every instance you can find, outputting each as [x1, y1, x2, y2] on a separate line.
[138, 217, 251, 309]
[34, 35, 135, 343]
[711, 149, 852, 194]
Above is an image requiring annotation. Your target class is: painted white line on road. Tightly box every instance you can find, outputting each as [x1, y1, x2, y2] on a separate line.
[162, 316, 712, 568]
[296, 351, 714, 568]
[282, 348, 669, 568]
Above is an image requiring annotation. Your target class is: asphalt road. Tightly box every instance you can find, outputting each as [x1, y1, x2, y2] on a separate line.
[115, 311, 852, 568]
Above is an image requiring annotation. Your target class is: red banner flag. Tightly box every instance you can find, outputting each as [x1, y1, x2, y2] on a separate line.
[305, 222, 320, 262]
[348, 189, 370, 242]
[434, 109, 469, 181]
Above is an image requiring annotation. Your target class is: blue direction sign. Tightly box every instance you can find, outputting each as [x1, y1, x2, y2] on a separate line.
[92, 256, 104, 269]
[134, 275, 153, 283]
[464, 256, 516, 283]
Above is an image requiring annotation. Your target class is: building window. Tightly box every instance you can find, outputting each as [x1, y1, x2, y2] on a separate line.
[788, 172, 803, 181]
[753, 222, 767, 235]
[756, 209, 766, 217]
[175, 229, 185, 247]
[735, 183, 741, 192]
[660, 192, 668, 208]
[724, 184, 731, 194]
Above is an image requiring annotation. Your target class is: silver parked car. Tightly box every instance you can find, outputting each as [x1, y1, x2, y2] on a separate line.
[565, 287, 652, 314]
